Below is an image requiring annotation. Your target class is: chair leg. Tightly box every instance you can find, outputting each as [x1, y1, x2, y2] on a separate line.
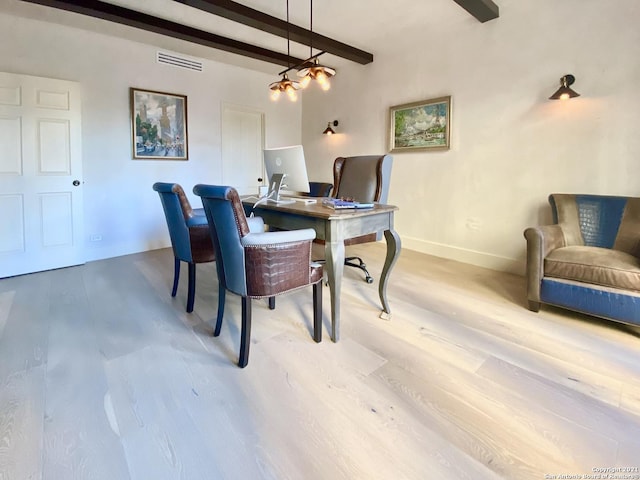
[238, 297, 252, 368]
[345, 256, 374, 284]
[528, 300, 541, 312]
[214, 285, 226, 337]
[313, 282, 322, 342]
[171, 257, 180, 297]
[268, 296, 276, 310]
[186, 263, 196, 313]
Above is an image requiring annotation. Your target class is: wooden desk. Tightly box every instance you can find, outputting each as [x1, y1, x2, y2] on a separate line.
[243, 198, 401, 342]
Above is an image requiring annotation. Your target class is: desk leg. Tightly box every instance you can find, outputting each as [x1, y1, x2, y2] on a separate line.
[379, 228, 401, 320]
[325, 239, 345, 342]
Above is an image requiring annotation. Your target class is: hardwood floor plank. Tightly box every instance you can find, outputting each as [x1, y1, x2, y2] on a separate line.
[0, 290, 16, 344]
[43, 266, 130, 480]
[621, 381, 640, 417]
[0, 272, 51, 383]
[476, 356, 640, 447]
[104, 345, 240, 479]
[345, 317, 605, 478]
[1, 246, 638, 480]
[0, 365, 45, 480]
[0, 290, 14, 340]
[256, 333, 504, 480]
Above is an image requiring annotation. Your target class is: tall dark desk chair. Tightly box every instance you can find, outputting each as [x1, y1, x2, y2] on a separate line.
[307, 181, 333, 197]
[193, 184, 323, 368]
[332, 155, 393, 283]
[152, 182, 215, 313]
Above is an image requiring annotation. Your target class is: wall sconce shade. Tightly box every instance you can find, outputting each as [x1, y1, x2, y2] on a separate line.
[549, 74, 580, 100]
[323, 120, 338, 135]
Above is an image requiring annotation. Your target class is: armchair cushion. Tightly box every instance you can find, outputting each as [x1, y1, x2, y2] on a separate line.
[545, 246, 640, 292]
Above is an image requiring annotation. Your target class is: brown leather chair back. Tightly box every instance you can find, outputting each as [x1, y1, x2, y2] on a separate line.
[332, 155, 393, 244]
[333, 155, 390, 202]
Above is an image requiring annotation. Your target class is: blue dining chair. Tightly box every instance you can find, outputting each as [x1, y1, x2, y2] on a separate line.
[193, 184, 323, 368]
[152, 182, 215, 313]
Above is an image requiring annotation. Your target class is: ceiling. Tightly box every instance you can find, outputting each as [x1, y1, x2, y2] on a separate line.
[0, 0, 498, 75]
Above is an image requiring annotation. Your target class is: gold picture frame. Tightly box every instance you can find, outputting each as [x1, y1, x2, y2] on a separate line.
[389, 95, 451, 152]
[130, 88, 188, 160]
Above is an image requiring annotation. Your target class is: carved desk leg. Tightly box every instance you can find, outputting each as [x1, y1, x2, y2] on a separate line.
[379, 228, 401, 320]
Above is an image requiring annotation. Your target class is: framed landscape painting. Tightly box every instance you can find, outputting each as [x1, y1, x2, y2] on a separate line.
[130, 88, 188, 160]
[389, 96, 451, 152]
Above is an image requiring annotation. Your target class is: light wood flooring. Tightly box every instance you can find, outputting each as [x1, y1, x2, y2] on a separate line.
[1, 243, 639, 480]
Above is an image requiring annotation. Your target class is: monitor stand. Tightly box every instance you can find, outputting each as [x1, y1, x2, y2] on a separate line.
[266, 173, 295, 205]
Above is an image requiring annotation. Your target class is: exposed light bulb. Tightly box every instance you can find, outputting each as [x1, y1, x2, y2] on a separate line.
[321, 80, 331, 91]
[560, 93, 570, 100]
[270, 89, 281, 101]
[299, 75, 311, 89]
[287, 88, 298, 101]
[316, 71, 327, 84]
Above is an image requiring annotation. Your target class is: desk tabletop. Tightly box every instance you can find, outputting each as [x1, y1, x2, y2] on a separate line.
[242, 196, 398, 220]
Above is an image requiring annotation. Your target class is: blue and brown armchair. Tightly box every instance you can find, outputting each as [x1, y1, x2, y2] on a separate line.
[524, 194, 640, 326]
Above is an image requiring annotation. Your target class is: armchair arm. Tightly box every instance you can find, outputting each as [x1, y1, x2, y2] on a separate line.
[523, 224, 565, 304]
[241, 228, 315, 246]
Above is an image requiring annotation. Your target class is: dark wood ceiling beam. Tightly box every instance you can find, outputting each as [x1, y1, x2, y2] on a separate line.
[20, 0, 306, 67]
[451, 0, 499, 23]
[173, 0, 373, 65]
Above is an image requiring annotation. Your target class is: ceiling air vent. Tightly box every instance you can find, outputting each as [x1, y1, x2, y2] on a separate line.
[156, 51, 203, 72]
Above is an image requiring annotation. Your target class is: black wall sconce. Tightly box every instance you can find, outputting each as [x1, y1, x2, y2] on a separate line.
[549, 74, 580, 100]
[323, 120, 339, 135]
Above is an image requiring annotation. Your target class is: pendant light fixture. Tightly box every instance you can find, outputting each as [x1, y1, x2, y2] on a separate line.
[297, 0, 336, 90]
[269, 0, 301, 101]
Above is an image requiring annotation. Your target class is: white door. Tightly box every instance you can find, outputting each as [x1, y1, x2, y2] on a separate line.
[221, 104, 264, 195]
[0, 72, 83, 278]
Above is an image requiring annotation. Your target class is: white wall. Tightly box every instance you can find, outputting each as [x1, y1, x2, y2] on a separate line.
[0, 11, 302, 262]
[302, 0, 640, 274]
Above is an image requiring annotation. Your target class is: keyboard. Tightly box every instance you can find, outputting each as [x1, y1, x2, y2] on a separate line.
[279, 195, 317, 204]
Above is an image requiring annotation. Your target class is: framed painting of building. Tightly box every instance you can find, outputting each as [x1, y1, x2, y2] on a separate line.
[389, 96, 451, 152]
[130, 88, 188, 160]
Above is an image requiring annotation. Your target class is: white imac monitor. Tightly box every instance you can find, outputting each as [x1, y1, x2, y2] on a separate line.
[263, 145, 310, 200]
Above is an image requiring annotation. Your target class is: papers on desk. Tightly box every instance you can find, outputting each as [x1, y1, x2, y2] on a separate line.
[322, 198, 375, 210]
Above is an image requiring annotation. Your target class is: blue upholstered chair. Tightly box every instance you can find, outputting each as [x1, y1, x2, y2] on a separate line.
[524, 194, 640, 326]
[332, 155, 393, 283]
[152, 182, 215, 313]
[193, 184, 324, 368]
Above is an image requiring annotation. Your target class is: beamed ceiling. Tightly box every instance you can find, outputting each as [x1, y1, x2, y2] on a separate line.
[7, 0, 499, 73]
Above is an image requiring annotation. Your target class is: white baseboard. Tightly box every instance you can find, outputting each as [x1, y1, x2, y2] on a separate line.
[401, 236, 525, 276]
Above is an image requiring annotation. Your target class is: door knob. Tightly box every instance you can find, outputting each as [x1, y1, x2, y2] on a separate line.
[72, 180, 80, 186]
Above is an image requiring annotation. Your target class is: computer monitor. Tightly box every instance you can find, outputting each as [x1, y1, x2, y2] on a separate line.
[263, 145, 310, 197]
